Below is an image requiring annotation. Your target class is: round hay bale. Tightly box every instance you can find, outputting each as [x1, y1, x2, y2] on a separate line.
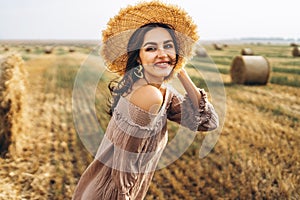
[195, 47, 208, 57]
[25, 48, 31, 53]
[213, 43, 223, 50]
[230, 55, 271, 85]
[292, 47, 300, 57]
[68, 47, 75, 53]
[0, 54, 27, 157]
[44, 46, 53, 54]
[241, 48, 254, 55]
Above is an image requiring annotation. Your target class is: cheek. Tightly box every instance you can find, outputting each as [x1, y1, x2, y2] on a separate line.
[140, 53, 156, 63]
[168, 50, 177, 59]
[172, 54, 177, 60]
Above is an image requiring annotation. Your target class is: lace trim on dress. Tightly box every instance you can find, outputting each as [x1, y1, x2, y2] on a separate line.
[180, 88, 210, 131]
[177, 88, 219, 132]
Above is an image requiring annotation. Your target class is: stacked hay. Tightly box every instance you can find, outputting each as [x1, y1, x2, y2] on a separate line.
[241, 48, 254, 55]
[195, 47, 208, 57]
[0, 54, 27, 157]
[230, 55, 271, 85]
[213, 43, 223, 50]
[292, 47, 300, 57]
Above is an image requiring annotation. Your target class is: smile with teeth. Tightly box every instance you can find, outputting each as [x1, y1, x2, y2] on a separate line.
[154, 61, 171, 68]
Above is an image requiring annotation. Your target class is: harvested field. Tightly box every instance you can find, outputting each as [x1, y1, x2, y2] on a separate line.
[0, 42, 299, 199]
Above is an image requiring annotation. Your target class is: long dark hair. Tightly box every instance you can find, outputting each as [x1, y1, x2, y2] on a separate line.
[107, 23, 179, 116]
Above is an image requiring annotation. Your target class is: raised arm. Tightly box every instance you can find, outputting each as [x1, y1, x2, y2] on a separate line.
[167, 68, 219, 131]
[177, 68, 202, 108]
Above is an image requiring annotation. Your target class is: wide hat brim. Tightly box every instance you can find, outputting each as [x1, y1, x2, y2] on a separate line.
[100, 1, 199, 76]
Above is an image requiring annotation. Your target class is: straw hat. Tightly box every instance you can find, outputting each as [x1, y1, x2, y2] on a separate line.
[101, 1, 199, 76]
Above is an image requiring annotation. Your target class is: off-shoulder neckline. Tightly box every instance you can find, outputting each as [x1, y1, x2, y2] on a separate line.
[119, 87, 169, 116]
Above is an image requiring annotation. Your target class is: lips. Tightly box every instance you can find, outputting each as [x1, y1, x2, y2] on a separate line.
[154, 61, 171, 68]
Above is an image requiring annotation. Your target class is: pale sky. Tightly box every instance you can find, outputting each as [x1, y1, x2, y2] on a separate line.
[0, 0, 299, 41]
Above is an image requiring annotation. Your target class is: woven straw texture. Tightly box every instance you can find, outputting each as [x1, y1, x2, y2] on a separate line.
[100, 1, 199, 75]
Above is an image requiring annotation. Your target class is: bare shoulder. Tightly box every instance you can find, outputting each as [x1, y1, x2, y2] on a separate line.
[129, 85, 163, 114]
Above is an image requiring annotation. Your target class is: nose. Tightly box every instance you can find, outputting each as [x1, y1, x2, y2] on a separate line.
[157, 48, 167, 58]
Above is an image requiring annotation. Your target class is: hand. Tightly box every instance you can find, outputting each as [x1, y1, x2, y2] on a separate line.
[177, 67, 188, 78]
[177, 67, 203, 105]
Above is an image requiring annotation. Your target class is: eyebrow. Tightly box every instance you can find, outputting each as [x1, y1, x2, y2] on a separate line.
[143, 40, 174, 47]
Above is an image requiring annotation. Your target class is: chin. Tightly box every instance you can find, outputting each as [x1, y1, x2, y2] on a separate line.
[157, 68, 173, 76]
[158, 72, 172, 78]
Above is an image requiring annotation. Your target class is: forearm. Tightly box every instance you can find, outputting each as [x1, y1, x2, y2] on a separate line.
[171, 69, 218, 131]
[177, 68, 202, 108]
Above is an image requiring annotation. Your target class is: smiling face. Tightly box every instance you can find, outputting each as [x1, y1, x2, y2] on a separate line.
[139, 27, 177, 83]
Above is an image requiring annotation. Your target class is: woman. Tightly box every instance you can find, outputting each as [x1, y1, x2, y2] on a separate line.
[73, 2, 218, 199]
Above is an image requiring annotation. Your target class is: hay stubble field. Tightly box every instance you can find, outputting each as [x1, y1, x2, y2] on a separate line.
[0, 41, 299, 199]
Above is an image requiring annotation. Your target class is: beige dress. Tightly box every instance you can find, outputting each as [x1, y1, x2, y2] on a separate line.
[72, 87, 218, 200]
